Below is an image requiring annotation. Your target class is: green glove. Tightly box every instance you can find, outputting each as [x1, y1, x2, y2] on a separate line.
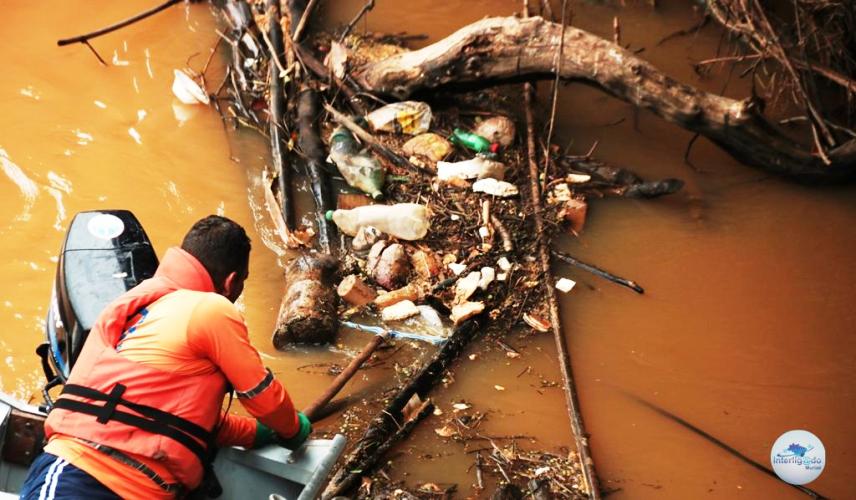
[252, 421, 279, 449]
[279, 412, 312, 450]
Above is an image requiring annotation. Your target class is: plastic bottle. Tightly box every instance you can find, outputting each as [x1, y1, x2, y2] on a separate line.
[326, 203, 430, 241]
[436, 157, 506, 182]
[328, 126, 385, 200]
[449, 128, 499, 154]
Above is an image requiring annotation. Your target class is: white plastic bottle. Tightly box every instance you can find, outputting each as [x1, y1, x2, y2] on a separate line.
[326, 203, 430, 240]
[436, 156, 506, 182]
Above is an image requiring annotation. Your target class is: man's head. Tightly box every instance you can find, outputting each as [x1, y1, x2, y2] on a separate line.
[181, 215, 251, 302]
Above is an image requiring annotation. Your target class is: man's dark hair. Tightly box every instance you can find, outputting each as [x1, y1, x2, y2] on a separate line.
[181, 215, 251, 289]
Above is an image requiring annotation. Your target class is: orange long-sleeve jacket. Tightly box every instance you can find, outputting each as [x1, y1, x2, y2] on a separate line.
[45, 247, 298, 499]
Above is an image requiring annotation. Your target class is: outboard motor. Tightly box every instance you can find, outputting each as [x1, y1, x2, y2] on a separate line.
[37, 210, 158, 406]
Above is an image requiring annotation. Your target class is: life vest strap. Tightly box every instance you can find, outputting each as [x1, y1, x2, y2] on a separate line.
[60, 384, 212, 444]
[52, 385, 215, 466]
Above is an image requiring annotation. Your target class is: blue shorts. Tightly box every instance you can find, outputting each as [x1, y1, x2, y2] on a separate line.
[19, 452, 120, 500]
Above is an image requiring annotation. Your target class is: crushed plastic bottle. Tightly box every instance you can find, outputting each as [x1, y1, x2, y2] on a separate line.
[449, 128, 499, 154]
[437, 157, 506, 182]
[326, 203, 430, 241]
[402, 133, 452, 162]
[328, 125, 385, 200]
[366, 101, 432, 135]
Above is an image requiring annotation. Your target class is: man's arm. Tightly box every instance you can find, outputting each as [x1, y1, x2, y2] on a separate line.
[188, 295, 302, 445]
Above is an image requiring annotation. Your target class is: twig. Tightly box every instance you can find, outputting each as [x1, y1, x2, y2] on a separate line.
[200, 38, 223, 79]
[260, 21, 288, 78]
[656, 13, 710, 46]
[292, 0, 321, 43]
[543, 0, 568, 187]
[490, 215, 514, 253]
[551, 250, 644, 294]
[475, 452, 484, 490]
[339, 0, 376, 43]
[613, 16, 621, 45]
[683, 132, 701, 172]
[83, 41, 108, 66]
[57, 0, 181, 47]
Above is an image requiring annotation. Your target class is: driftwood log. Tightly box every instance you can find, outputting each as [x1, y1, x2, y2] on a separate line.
[273, 253, 339, 346]
[350, 16, 856, 182]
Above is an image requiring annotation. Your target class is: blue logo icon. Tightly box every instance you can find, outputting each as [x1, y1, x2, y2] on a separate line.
[771, 430, 825, 485]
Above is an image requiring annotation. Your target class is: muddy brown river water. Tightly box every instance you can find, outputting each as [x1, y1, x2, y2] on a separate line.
[2, 0, 854, 498]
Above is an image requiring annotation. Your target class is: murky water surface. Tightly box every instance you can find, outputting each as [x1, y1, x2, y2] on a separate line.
[2, 0, 854, 498]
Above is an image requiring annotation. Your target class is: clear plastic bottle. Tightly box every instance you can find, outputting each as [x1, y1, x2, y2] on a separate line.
[326, 203, 430, 240]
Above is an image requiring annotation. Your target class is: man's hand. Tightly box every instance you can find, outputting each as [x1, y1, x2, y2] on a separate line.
[278, 412, 312, 450]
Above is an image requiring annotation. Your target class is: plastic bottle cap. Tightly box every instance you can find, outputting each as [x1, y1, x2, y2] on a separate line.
[325, 210, 335, 221]
[490, 142, 500, 153]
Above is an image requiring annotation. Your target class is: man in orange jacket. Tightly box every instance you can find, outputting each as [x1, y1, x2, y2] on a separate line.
[20, 215, 310, 499]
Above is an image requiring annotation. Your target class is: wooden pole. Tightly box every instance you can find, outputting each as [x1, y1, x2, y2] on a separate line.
[302, 334, 386, 421]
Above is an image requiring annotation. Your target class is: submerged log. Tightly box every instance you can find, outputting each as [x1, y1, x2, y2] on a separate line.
[296, 88, 337, 254]
[323, 318, 482, 498]
[267, 0, 295, 230]
[273, 253, 339, 346]
[353, 16, 856, 182]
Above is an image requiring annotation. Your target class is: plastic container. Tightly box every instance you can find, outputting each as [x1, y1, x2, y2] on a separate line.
[437, 157, 506, 182]
[474, 116, 516, 147]
[449, 128, 498, 153]
[328, 126, 385, 200]
[402, 133, 452, 162]
[326, 203, 430, 241]
[365, 101, 432, 135]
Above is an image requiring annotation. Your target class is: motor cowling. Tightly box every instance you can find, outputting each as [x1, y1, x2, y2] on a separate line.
[38, 210, 158, 404]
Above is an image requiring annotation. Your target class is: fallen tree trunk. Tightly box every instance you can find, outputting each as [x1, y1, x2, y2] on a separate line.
[352, 16, 856, 182]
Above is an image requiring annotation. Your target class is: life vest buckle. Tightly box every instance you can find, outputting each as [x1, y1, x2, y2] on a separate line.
[96, 383, 126, 424]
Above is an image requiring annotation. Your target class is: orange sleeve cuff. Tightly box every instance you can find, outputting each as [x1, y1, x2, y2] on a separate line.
[215, 414, 257, 448]
[239, 380, 300, 439]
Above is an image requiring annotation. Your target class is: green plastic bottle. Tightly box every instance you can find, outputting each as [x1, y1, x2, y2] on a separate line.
[329, 125, 385, 200]
[449, 128, 499, 154]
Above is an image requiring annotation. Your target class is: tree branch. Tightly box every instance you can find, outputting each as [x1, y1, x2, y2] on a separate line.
[57, 0, 182, 47]
[352, 16, 856, 182]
